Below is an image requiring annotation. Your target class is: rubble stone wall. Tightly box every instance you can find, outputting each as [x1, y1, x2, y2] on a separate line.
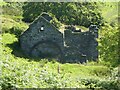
[20, 17, 64, 59]
[20, 15, 98, 63]
[64, 29, 98, 63]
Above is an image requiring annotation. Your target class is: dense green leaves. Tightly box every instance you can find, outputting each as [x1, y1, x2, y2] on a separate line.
[1, 2, 119, 89]
[22, 2, 104, 27]
[98, 23, 119, 67]
[2, 2, 23, 16]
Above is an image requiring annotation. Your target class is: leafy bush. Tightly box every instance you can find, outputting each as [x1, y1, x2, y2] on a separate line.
[2, 2, 23, 16]
[98, 23, 119, 67]
[97, 80, 120, 90]
[50, 14, 62, 29]
[79, 78, 120, 89]
[110, 67, 119, 81]
[2, 17, 28, 37]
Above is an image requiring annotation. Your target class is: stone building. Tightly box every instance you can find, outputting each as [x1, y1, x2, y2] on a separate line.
[20, 13, 98, 63]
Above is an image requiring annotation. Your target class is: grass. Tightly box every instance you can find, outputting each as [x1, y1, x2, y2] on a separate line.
[1, 32, 116, 88]
[1, 3, 119, 88]
[98, 2, 118, 23]
[1, 15, 28, 33]
[2, 33, 111, 79]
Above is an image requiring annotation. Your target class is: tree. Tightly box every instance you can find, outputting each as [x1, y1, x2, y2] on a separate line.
[22, 2, 104, 27]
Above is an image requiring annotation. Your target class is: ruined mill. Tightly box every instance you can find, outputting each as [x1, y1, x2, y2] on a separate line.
[19, 13, 98, 63]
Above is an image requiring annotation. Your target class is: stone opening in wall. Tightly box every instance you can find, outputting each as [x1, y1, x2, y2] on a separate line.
[40, 25, 44, 31]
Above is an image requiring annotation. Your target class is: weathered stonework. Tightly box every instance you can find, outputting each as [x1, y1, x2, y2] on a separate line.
[20, 13, 98, 63]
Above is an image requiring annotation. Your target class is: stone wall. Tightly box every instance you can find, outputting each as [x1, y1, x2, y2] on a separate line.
[20, 16, 64, 60]
[20, 14, 98, 63]
[63, 26, 98, 63]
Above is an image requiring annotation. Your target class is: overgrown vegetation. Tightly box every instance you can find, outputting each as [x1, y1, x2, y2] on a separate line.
[98, 23, 119, 67]
[0, 1, 119, 89]
[22, 2, 104, 27]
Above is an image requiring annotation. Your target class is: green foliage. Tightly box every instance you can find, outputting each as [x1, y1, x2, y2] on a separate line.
[98, 2, 118, 24]
[0, 2, 7, 6]
[80, 78, 120, 89]
[1, 2, 119, 89]
[98, 23, 119, 67]
[2, 2, 23, 16]
[22, 2, 104, 27]
[50, 14, 62, 29]
[2, 16, 28, 37]
[1, 32, 118, 89]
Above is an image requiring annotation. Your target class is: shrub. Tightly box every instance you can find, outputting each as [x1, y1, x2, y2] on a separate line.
[98, 23, 119, 67]
[2, 17, 28, 38]
[79, 78, 120, 89]
[50, 14, 62, 29]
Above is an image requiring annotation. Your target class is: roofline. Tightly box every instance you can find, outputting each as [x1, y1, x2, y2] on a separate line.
[33, 13, 63, 34]
[20, 13, 63, 38]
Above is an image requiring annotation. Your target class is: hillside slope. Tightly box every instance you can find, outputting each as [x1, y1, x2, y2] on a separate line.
[0, 2, 119, 89]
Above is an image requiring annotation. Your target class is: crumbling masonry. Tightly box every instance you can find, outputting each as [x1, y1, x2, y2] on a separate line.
[20, 13, 98, 63]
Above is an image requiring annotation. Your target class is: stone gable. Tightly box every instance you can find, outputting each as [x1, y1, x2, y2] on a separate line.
[20, 13, 98, 63]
